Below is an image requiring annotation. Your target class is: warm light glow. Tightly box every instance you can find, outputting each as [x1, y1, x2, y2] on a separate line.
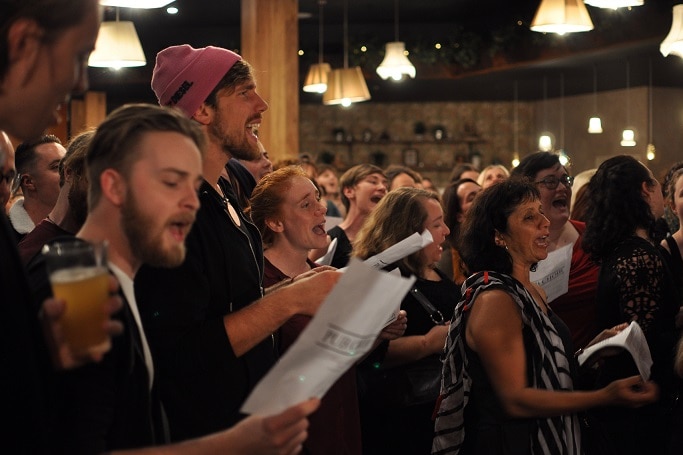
[621, 129, 636, 147]
[539, 133, 554, 152]
[512, 153, 520, 168]
[661, 5, 683, 58]
[435, 43, 442, 49]
[531, 0, 594, 34]
[588, 117, 603, 134]
[558, 150, 570, 166]
[303, 63, 331, 94]
[376, 42, 416, 81]
[166, 6, 178, 14]
[583, 0, 643, 8]
[88, 21, 146, 68]
[646, 143, 656, 161]
[323, 67, 371, 106]
[100, 0, 174, 7]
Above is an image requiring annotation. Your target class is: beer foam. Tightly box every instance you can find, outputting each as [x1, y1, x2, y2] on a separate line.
[50, 266, 107, 284]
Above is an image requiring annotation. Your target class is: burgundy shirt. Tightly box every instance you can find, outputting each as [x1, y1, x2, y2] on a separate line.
[551, 220, 600, 350]
[17, 218, 72, 266]
[263, 256, 362, 455]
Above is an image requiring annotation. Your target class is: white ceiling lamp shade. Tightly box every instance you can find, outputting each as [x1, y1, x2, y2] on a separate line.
[588, 64, 603, 133]
[620, 60, 636, 147]
[323, 0, 370, 106]
[661, 4, 683, 58]
[583, 0, 643, 8]
[538, 76, 555, 152]
[512, 81, 520, 168]
[646, 59, 656, 160]
[88, 19, 146, 68]
[376, 0, 416, 81]
[377, 42, 416, 81]
[531, 0, 594, 35]
[100, 0, 175, 8]
[303, 0, 330, 93]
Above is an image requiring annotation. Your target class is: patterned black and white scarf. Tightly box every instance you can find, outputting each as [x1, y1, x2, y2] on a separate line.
[432, 271, 581, 455]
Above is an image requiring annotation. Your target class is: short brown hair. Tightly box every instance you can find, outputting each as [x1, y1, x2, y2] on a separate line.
[86, 104, 205, 209]
[339, 164, 385, 212]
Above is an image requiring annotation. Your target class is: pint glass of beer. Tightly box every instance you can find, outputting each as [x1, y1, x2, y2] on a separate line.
[42, 240, 111, 356]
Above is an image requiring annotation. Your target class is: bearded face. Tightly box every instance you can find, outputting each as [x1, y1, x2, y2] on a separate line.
[120, 190, 190, 268]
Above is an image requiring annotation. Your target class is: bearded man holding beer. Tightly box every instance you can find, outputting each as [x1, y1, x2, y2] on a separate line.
[29, 104, 320, 454]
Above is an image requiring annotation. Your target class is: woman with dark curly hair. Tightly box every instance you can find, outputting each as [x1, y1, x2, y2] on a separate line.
[511, 151, 600, 349]
[582, 155, 679, 455]
[433, 179, 658, 455]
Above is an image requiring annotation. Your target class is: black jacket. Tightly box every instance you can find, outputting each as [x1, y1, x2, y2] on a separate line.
[135, 177, 274, 442]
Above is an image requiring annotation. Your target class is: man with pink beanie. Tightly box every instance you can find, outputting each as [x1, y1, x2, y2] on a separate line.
[135, 45, 340, 442]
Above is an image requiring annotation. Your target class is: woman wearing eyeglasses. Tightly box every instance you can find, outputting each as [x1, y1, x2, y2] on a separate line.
[510, 152, 600, 350]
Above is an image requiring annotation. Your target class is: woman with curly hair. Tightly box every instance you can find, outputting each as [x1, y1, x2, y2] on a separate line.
[433, 178, 657, 455]
[582, 155, 679, 455]
[510, 151, 600, 349]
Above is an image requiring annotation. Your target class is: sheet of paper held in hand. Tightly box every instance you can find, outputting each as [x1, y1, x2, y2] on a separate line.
[577, 321, 653, 380]
[337, 230, 433, 273]
[314, 237, 338, 266]
[530, 242, 572, 302]
[240, 258, 416, 415]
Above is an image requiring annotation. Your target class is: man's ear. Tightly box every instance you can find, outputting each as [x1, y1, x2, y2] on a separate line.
[99, 169, 126, 206]
[266, 218, 284, 233]
[21, 173, 35, 191]
[191, 103, 213, 126]
[6, 19, 43, 84]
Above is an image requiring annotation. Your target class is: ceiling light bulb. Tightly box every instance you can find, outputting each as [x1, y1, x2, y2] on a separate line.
[100, 0, 175, 8]
[621, 129, 636, 146]
[376, 42, 416, 81]
[588, 117, 603, 134]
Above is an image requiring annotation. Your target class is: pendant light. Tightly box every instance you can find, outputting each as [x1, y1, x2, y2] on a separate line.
[88, 8, 146, 69]
[583, 0, 643, 8]
[588, 64, 603, 133]
[303, 0, 331, 94]
[531, 0, 594, 35]
[538, 76, 554, 152]
[646, 59, 656, 160]
[621, 60, 636, 147]
[100, 0, 175, 8]
[661, 4, 683, 58]
[512, 81, 520, 168]
[323, 0, 371, 106]
[376, 0, 416, 81]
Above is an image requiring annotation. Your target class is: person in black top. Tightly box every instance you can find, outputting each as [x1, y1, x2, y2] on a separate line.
[583, 155, 680, 455]
[139, 44, 340, 441]
[353, 187, 459, 455]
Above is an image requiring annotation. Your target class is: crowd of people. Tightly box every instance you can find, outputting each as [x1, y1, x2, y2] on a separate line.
[2, 1, 683, 454]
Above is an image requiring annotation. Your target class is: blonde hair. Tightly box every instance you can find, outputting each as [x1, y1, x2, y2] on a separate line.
[353, 187, 439, 277]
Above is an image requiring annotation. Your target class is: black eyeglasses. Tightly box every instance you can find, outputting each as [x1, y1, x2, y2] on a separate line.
[0, 170, 16, 185]
[535, 174, 574, 190]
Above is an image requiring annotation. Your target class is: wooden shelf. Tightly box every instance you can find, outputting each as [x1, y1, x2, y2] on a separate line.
[322, 138, 486, 147]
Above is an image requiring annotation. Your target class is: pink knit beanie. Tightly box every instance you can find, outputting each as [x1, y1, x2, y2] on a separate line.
[151, 44, 242, 118]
